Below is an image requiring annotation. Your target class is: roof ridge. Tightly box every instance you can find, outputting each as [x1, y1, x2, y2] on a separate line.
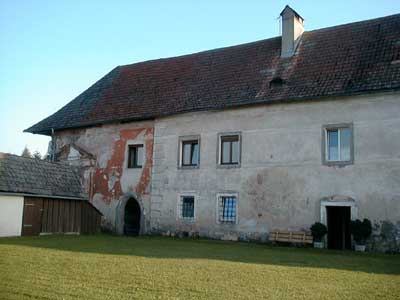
[120, 13, 400, 69]
[0, 152, 74, 168]
[307, 12, 400, 34]
[119, 37, 281, 68]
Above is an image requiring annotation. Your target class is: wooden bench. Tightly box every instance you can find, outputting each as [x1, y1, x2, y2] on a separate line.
[269, 230, 313, 244]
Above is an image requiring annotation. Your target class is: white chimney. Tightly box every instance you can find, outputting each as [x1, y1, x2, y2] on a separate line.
[280, 5, 304, 58]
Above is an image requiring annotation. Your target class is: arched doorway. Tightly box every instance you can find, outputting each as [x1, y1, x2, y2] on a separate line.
[124, 198, 141, 236]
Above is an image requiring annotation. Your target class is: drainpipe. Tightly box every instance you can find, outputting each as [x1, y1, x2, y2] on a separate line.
[115, 199, 122, 235]
[50, 128, 56, 161]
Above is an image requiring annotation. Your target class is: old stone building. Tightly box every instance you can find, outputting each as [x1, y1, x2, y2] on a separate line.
[26, 6, 400, 250]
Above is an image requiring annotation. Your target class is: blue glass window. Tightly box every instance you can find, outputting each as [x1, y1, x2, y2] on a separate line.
[220, 196, 237, 223]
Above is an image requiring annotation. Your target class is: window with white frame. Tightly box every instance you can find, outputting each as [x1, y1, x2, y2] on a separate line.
[217, 195, 238, 223]
[323, 124, 353, 165]
[178, 195, 195, 220]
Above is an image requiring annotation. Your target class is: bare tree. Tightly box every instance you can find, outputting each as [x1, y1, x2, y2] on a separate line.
[33, 151, 42, 159]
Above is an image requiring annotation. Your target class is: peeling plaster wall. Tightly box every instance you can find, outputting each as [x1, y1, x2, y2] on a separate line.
[54, 121, 154, 232]
[150, 92, 400, 240]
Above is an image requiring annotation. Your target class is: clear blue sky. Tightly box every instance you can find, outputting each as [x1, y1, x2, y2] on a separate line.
[1, 0, 399, 156]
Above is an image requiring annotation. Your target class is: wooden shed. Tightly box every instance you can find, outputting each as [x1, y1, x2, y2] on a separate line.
[0, 153, 101, 237]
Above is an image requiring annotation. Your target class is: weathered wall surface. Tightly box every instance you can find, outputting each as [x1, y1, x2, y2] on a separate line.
[54, 121, 154, 233]
[0, 195, 24, 237]
[150, 92, 400, 241]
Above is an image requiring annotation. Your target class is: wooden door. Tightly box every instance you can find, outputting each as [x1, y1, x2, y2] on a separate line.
[22, 197, 44, 236]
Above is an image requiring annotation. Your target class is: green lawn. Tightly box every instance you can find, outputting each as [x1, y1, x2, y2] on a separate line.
[0, 235, 399, 300]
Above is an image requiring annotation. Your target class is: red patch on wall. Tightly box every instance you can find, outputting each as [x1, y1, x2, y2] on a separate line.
[92, 127, 154, 203]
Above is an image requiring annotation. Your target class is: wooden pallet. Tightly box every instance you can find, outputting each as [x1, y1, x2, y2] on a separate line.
[269, 230, 313, 244]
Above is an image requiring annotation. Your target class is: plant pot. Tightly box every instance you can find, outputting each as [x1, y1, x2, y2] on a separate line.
[354, 244, 366, 252]
[313, 241, 324, 249]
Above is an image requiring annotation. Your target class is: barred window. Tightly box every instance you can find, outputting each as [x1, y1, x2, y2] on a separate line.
[218, 196, 237, 223]
[179, 196, 195, 220]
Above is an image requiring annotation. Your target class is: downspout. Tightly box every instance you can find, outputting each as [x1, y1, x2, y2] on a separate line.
[115, 200, 120, 234]
[51, 128, 55, 161]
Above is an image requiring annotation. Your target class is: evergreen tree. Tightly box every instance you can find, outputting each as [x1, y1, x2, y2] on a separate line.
[21, 146, 32, 158]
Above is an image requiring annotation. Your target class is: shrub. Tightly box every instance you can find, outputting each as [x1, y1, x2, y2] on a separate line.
[350, 219, 372, 245]
[310, 222, 328, 242]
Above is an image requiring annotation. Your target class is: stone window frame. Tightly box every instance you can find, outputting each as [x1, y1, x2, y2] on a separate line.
[320, 197, 358, 248]
[217, 132, 242, 168]
[321, 123, 354, 166]
[176, 192, 197, 222]
[216, 192, 239, 225]
[178, 135, 201, 169]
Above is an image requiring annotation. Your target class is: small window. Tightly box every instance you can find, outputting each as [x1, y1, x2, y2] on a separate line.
[323, 124, 353, 165]
[220, 135, 240, 165]
[182, 140, 199, 166]
[179, 136, 200, 168]
[218, 195, 237, 223]
[178, 195, 195, 220]
[128, 145, 144, 168]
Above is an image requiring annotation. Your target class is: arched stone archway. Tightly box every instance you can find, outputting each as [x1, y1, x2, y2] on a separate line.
[115, 192, 144, 235]
[124, 198, 141, 236]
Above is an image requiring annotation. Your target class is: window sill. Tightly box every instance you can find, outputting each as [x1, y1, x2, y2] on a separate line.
[218, 221, 237, 225]
[178, 165, 200, 170]
[179, 218, 195, 223]
[322, 160, 353, 167]
[127, 166, 143, 169]
[217, 163, 241, 169]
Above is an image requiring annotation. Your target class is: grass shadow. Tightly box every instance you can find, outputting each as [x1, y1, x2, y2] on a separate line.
[1, 234, 399, 275]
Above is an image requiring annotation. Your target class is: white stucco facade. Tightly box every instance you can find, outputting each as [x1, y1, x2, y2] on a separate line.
[0, 195, 24, 237]
[52, 91, 400, 245]
[150, 92, 400, 240]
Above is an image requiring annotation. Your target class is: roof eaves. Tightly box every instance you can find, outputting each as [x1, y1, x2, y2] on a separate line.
[0, 191, 87, 201]
[24, 86, 400, 135]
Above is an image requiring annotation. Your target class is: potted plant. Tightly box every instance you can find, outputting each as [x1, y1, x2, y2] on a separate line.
[350, 218, 372, 252]
[310, 222, 328, 248]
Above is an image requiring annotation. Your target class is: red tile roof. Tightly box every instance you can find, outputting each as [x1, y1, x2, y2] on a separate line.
[26, 14, 400, 135]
